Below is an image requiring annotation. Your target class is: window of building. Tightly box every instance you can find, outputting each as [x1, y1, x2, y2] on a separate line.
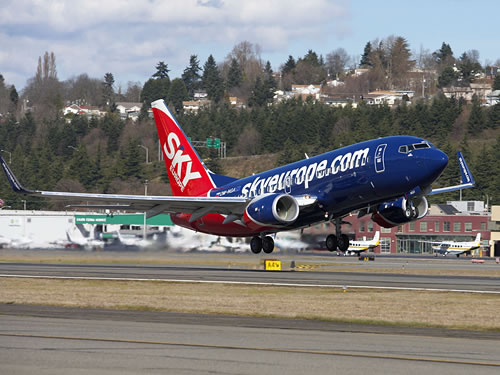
[435, 222, 439, 232]
[454, 222, 461, 232]
[465, 222, 472, 232]
[409, 222, 415, 231]
[367, 222, 374, 232]
[360, 222, 365, 232]
[381, 227, 392, 233]
[467, 201, 475, 211]
[443, 221, 450, 232]
[380, 237, 391, 253]
[420, 221, 427, 232]
[481, 222, 486, 231]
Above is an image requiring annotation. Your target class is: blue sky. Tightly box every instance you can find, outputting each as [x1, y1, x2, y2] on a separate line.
[1, 0, 499, 92]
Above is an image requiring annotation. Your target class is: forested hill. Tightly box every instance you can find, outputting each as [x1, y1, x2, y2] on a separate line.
[1, 94, 500, 210]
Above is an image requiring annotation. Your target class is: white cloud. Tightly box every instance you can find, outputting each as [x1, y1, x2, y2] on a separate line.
[0, 0, 351, 90]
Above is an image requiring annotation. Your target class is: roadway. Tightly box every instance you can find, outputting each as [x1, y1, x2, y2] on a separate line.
[1, 304, 500, 375]
[1, 259, 500, 292]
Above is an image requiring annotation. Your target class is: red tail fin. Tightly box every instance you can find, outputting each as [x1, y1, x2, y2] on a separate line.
[152, 99, 215, 196]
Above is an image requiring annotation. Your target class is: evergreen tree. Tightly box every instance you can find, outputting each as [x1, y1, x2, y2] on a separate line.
[167, 78, 188, 113]
[121, 138, 143, 180]
[458, 52, 482, 84]
[102, 72, 115, 108]
[263, 61, 276, 97]
[437, 66, 458, 88]
[359, 41, 372, 67]
[202, 55, 224, 103]
[467, 95, 485, 134]
[181, 55, 201, 97]
[282, 55, 296, 74]
[488, 103, 500, 129]
[66, 146, 95, 190]
[433, 42, 455, 69]
[493, 74, 500, 90]
[152, 61, 170, 79]
[301, 50, 321, 66]
[9, 85, 18, 109]
[389, 37, 414, 88]
[226, 58, 243, 90]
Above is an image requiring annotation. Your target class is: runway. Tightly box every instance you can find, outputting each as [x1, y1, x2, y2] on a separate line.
[1, 304, 500, 375]
[1, 259, 500, 292]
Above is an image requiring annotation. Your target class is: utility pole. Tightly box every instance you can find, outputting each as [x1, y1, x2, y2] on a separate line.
[138, 145, 149, 164]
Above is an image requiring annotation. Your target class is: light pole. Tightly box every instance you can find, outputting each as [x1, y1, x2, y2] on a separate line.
[1, 149, 12, 163]
[138, 145, 149, 164]
[143, 179, 149, 241]
[21, 200, 26, 210]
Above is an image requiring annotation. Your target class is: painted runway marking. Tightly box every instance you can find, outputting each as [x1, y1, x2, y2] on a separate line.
[1, 333, 499, 367]
[1, 274, 500, 294]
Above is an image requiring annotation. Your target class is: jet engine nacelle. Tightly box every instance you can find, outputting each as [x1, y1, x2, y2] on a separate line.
[371, 196, 428, 228]
[244, 193, 299, 227]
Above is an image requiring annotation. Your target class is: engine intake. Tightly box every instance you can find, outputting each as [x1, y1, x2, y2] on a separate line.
[244, 194, 299, 227]
[372, 196, 428, 228]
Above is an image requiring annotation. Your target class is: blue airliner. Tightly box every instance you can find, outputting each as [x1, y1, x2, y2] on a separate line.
[0, 99, 475, 254]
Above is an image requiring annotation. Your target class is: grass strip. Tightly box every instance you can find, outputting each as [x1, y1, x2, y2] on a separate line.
[1, 277, 499, 331]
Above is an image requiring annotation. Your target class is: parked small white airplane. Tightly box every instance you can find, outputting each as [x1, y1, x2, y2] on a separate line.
[343, 231, 380, 255]
[422, 233, 482, 257]
[66, 229, 104, 250]
[116, 231, 152, 248]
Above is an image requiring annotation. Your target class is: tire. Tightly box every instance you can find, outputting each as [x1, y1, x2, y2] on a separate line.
[338, 234, 350, 252]
[262, 236, 274, 254]
[326, 234, 337, 252]
[250, 236, 262, 254]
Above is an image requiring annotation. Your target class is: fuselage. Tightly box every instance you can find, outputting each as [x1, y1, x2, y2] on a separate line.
[171, 136, 448, 237]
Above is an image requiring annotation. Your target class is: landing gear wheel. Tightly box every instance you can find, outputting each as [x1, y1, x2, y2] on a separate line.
[262, 236, 274, 254]
[250, 236, 262, 254]
[326, 234, 337, 252]
[338, 234, 350, 252]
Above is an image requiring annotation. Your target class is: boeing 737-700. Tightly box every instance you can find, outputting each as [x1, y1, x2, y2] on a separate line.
[0, 99, 475, 254]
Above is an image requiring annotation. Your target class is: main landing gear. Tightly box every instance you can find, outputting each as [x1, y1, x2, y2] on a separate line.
[326, 218, 350, 252]
[250, 235, 275, 254]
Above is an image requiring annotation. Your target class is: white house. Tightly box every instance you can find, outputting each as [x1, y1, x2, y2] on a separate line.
[115, 102, 142, 121]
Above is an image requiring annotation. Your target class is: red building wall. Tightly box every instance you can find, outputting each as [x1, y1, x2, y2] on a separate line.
[304, 213, 490, 254]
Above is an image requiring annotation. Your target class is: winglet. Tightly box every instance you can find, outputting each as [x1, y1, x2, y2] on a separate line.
[428, 151, 475, 195]
[0, 156, 35, 194]
[457, 151, 474, 186]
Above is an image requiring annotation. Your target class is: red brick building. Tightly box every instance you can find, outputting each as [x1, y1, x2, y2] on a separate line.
[303, 201, 490, 255]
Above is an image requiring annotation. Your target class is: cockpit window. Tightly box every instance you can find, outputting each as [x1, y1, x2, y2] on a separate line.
[413, 142, 430, 150]
[399, 142, 430, 154]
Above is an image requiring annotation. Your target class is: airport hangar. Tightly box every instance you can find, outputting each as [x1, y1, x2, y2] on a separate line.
[1, 199, 500, 256]
[0, 210, 172, 246]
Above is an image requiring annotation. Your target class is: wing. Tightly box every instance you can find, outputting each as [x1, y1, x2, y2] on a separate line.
[428, 152, 475, 195]
[1, 156, 249, 220]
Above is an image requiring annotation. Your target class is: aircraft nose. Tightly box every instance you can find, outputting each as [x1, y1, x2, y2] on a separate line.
[422, 148, 448, 181]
